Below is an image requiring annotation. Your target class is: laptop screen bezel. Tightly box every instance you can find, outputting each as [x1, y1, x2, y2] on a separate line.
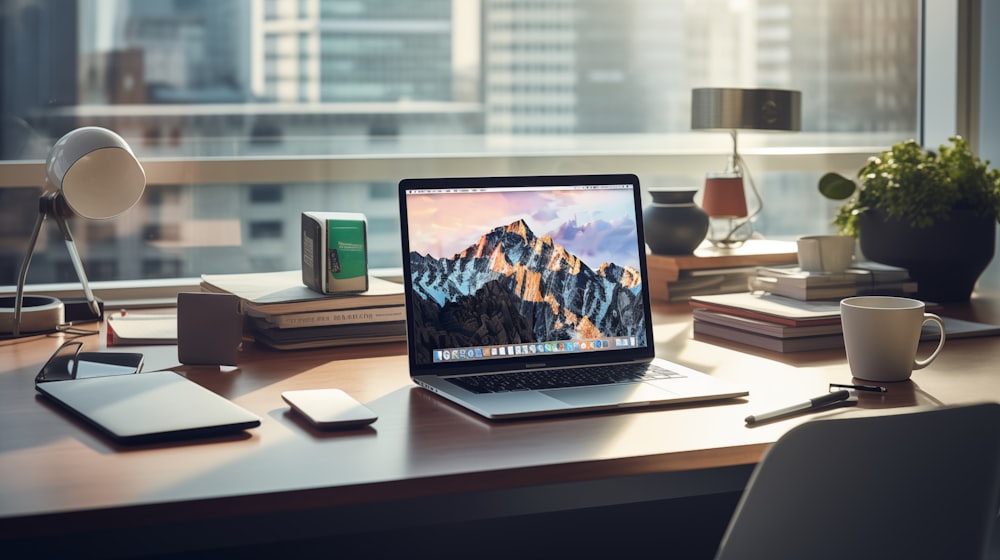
[398, 173, 656, 378]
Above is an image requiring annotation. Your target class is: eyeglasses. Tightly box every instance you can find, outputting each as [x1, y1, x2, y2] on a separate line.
[35, 341, 144, 384]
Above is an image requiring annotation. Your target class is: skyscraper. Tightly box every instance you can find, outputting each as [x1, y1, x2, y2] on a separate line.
[255, 0, 453, 104]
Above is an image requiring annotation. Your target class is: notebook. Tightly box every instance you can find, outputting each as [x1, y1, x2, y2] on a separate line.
[36, 370, 261, 444]
[398, 173, 748, 419]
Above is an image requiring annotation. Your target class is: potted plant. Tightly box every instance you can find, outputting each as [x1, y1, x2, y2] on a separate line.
[818, 136, 1000, 301]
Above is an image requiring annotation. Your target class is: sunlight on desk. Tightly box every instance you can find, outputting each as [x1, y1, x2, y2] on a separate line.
[652, 319, 690, 339]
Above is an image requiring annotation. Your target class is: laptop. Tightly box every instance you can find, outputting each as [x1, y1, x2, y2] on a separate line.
[37, 370, 261, 444]
[398, 173, 748, 420]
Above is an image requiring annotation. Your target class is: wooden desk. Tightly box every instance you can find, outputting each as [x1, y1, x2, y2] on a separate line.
[2, 296, 1000, 557]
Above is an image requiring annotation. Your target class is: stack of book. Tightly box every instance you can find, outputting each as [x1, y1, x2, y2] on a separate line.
[200, 270, 406, 350]
[647, 239, 799, 302]
[748, 261, 917, 300]
[660, 266, 760, 302]
[689, 291, 1000, 353]
[690, 292, 845, 352]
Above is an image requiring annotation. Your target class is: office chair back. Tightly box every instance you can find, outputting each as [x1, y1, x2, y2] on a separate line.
[715, 403, 1000, 560]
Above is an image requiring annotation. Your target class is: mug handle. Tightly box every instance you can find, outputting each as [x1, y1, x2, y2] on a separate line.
[913, 313, 947, 370]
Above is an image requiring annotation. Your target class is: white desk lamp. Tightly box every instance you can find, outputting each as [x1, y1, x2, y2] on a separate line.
[1, 127, 145, 336]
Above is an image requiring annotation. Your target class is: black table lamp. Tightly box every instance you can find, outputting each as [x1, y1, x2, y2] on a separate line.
[0, 127, 146, 336]
[691, 87, 801, 247]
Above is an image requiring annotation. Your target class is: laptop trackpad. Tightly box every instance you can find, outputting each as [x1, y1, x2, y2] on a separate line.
[541, 382, 674, 407]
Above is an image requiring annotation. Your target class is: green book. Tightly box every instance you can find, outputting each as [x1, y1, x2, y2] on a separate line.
[301, 211, 369, 294]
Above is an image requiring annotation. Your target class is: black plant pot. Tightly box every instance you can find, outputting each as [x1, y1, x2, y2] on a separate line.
[858, 209, 996, 302]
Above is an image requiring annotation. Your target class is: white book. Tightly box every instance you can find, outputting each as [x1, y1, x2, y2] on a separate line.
[107, 313, 178, 345]
[200, 270, 404, 314]
[251, 305, 406, 329]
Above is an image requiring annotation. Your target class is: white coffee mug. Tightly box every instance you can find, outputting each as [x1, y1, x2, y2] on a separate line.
[797, 235, 855, 273]
[840, 296, 946, 382]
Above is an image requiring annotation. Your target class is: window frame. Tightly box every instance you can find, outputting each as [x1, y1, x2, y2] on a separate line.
[0, 0, 981, 306]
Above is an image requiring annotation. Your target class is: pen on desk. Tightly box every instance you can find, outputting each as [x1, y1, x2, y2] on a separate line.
[745, 389, 853, 426]
[829, 383, 887, 393]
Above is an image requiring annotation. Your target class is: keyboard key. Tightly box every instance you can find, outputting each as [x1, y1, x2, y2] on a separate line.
[448, 363, 684, 394]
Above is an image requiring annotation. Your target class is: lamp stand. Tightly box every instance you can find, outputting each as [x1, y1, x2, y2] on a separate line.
[704, 131, 764, 248]
[10, 192, 101, 337]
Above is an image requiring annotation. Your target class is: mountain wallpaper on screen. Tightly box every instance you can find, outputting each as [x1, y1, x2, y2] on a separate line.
[409, 219, 645, 362]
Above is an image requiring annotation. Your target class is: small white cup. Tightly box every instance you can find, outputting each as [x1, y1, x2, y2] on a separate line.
[840, 296, 946, 382]
[797, 235, 855, 273]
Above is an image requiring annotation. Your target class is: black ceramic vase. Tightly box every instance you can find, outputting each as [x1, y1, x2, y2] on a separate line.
[858, 209, 996, 302]
[643, 189, 710, 255]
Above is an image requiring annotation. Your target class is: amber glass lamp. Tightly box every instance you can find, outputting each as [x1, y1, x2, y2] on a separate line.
[691, 87, 801, 247]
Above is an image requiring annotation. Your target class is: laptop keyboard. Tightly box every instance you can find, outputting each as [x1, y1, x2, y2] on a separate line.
[448, 362, 686, 394]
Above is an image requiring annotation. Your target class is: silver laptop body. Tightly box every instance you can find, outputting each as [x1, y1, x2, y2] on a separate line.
[398, 174, 747, 420]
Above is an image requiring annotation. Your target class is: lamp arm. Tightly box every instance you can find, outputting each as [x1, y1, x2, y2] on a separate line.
[12, 211, 47, 338]
[14, 192, 101, 336]
[728, 130, 741, 174]
[51, 209, 101, 319]
[737, 152, 763, 222]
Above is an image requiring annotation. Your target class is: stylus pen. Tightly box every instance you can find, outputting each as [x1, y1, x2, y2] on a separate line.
[745, 389, 853, 426]
[829, 383, 887, 393]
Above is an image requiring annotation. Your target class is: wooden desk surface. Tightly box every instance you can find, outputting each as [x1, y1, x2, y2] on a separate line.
[3, 295, 1000, 555]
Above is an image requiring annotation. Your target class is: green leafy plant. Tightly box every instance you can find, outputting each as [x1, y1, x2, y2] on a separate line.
[818, 136, 1000, 237]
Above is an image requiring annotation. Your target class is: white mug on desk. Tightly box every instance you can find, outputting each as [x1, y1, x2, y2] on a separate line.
[797, 235, 855, 273]
[840, 296, 946, 382]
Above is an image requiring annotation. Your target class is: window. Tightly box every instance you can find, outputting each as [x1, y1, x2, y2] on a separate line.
[250, 185, 285, 204]
[83, 223, 119, 247]
[142, 258, 183, 279]
[1, 0, 979, 294]
[250, 221, 284, 240]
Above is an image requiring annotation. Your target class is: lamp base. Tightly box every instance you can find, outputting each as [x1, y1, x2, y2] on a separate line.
[706, 216, 754, 248]
[0, 296, 64, 335]
[62, 297, 105, 324]
[707, 238, 747, 249]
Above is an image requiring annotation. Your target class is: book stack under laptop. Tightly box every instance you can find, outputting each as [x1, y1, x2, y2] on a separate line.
[200, 270, 406, 350]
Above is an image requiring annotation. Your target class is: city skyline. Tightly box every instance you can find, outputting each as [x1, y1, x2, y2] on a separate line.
[0, 0, 920, 286]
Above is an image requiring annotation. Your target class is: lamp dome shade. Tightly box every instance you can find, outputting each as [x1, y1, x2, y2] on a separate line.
[691, 88, 801, 132]
[45, 127, 146, 220]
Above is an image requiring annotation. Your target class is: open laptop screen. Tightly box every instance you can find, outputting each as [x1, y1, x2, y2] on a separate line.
[399, 174, 654, 374]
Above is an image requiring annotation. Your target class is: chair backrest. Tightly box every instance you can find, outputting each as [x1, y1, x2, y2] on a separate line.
[715, 402, 1000, 560]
